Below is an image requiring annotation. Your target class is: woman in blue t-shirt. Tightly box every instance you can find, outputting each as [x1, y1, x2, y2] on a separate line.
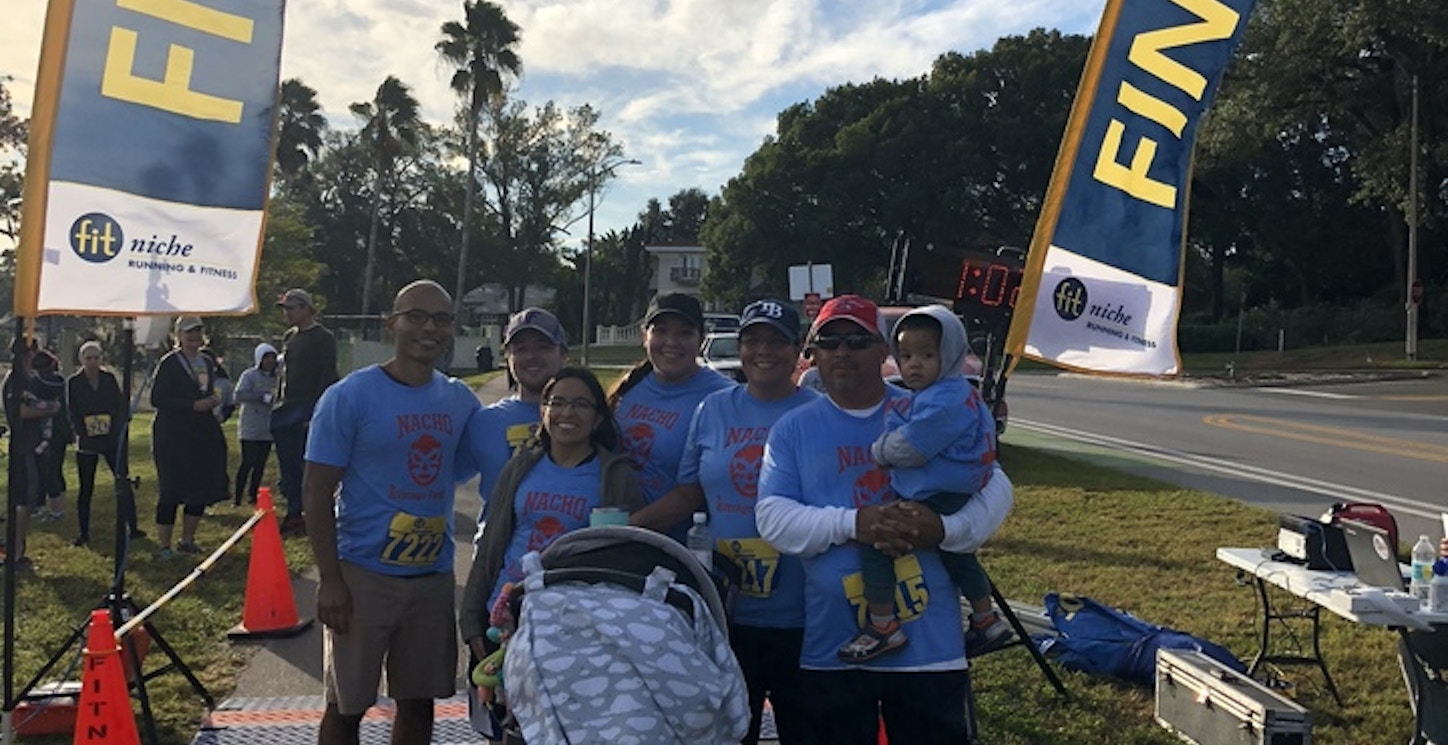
[632, 299, 818, 745]
[607, 293, 734, 535]
[460, 367, 644, 668]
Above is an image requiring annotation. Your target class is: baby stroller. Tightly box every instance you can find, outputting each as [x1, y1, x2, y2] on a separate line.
[496, 525, 749, 745]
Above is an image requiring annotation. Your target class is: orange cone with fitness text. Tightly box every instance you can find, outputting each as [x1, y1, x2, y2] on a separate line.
[228, 487, 313, 639]
[73, 609, 140, 745]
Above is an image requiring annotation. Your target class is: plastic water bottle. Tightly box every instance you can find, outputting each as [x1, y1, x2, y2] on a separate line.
[1430, 558, 1448, 614]
[1411, 535, 1436, 601]
[686, 512, 713, 568]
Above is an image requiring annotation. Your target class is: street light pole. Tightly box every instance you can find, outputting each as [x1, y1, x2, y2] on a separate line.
[580, 157, 640, 367]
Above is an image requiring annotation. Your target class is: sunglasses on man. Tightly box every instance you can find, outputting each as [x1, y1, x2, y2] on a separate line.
[810, 333, 877, 351]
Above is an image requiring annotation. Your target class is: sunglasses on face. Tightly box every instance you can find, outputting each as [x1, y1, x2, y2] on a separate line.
[542, 397, 597, 413]
[391, 309, 456, 327]
[810, 334, 876, 351]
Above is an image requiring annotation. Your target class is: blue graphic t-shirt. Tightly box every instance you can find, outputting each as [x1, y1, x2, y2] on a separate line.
[760, 390, 968, 671]
[487, 454, 605, 609]
[465, 396, 543, 518]
[306, 366, 481, 576]
[884, 377, 998, 501]
[614, 367, 735, 506]
[679, 385, 818, 628]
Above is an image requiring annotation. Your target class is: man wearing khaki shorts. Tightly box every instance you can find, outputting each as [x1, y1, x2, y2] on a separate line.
[303, 280, 482, 745]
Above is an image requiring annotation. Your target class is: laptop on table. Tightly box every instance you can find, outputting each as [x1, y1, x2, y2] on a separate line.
[1338, 518, 1407, 591]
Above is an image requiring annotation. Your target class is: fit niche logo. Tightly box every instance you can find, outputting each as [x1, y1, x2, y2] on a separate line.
[1051, 277, 1088, 321]
[69, 213, 125, 263]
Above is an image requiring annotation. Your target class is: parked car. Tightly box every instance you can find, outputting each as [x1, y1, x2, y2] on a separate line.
[702, 312, 741, 334]
[697, 332, 744, 381]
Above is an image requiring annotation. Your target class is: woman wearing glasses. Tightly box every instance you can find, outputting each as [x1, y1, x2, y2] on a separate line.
[632, 298, 818, 745]
[461, 367, 644, 686]
[607, 293, 735, 537]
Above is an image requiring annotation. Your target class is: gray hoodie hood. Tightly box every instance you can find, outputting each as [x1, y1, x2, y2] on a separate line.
[888, 304, 969, 385]
[253, 342, 278, 367]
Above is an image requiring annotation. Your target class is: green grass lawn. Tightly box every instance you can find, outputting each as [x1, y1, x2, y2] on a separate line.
[3, 350, 1438, 743]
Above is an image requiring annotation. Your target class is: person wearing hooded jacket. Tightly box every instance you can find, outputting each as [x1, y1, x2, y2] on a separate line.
[232, 342, 280, 505]
[837, 304, 1002, 663]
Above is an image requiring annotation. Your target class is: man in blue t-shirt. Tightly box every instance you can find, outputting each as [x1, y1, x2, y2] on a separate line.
[303, 280, 482, 745]
[463, 308, 567, 525]
[757, 294, 1013, 745]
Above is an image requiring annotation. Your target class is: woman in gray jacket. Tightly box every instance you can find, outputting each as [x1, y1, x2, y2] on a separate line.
[232, 343, 278, 505]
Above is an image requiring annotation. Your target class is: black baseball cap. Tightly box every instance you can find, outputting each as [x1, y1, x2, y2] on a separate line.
[643, 293, 705, 331]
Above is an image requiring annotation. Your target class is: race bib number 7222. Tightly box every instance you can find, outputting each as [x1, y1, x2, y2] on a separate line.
[380, 513, 447, 567]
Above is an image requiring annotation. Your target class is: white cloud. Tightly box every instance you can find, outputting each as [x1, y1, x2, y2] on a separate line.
[2, 0, 1105, 235]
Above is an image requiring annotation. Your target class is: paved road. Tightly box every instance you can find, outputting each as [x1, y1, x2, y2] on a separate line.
[1001, 371, 1448, 540]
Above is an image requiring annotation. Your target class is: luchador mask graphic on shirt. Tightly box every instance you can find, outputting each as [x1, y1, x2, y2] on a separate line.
[527, 515, 567, 552]
[407, 434, 444, 486]
[852, 467, 891, 507]
[729, 443, 765, 498]
[622, 423, 655, 470]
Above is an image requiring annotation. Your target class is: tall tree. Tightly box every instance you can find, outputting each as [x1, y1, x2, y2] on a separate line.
[475, 98, 616, 310]
[274, 78, 327, 185]
[436, 0, 522, 312]
[350, 76, 422, 315]
[0, 76, 25, 309]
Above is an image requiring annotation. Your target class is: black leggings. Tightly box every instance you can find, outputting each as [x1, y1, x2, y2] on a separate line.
[233, 439, 273, 504]
[75, 448, 139, 539]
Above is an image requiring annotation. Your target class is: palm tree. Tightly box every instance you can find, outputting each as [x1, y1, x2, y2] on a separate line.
[435, 0, 522, 313]
[274, 78, 327, 182]
[350, 75, 421, 315]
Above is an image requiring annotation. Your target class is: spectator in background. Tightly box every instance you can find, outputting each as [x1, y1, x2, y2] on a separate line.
[756, 295, 1013, 745]
[273, 288, 339, 534]
[607, 293, 734, 538]
[462, 307, 568, 531]
[3, 341, 57, 571]
[302, 280, 481, 745]
[67, 340, 142, 547]
[30, 349, 71, 525]
[232, 343, 279, 505]
[150, 316, 229, 558]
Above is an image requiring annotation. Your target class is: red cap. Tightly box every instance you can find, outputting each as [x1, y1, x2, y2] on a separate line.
[807, 294, 884, 340]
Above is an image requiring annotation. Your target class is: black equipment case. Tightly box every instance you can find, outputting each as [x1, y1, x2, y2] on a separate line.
[1155, 648, 1311, 745]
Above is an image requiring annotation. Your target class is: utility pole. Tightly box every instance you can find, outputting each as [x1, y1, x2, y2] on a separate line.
[1407, 74, 1419, 362]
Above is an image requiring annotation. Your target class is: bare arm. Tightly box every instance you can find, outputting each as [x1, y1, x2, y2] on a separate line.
[630, 482, 706, 532]
[302, 462, 351, 633]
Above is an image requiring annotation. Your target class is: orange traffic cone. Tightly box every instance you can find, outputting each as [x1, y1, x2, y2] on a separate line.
[228, 487, 313, 639]
[73, 609, 140, 745]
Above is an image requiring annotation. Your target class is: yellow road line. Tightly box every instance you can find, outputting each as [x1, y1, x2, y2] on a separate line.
[1202, 414, 1448, 464]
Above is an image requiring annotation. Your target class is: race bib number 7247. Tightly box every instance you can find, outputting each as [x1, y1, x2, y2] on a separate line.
[380, 513, 447, 567]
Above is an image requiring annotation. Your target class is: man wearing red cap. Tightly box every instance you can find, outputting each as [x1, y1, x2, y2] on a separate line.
[756, 294, 1014, 744]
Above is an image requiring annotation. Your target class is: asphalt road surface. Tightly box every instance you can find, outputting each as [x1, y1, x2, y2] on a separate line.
[1000, 371, 1448, 541]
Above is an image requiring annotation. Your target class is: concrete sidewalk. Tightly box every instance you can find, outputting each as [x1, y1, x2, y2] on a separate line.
[191, 374, 509, 744]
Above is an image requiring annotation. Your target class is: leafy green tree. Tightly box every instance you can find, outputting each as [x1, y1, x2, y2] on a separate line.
[350, 76, 423, 315]
[1198, 0, 1448, 312]
[474, 98, 615, 310]
[701, 30, 1088, 307]
[437, 0, 522, 307]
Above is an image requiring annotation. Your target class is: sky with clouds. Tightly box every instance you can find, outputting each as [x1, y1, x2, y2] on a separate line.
[3, 0, 1107, 248]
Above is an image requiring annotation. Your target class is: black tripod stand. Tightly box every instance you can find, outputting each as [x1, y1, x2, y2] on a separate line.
[8, 324, 213, 745]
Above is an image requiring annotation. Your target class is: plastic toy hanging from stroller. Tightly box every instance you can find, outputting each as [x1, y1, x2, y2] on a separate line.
[490, 525, 749, 745]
